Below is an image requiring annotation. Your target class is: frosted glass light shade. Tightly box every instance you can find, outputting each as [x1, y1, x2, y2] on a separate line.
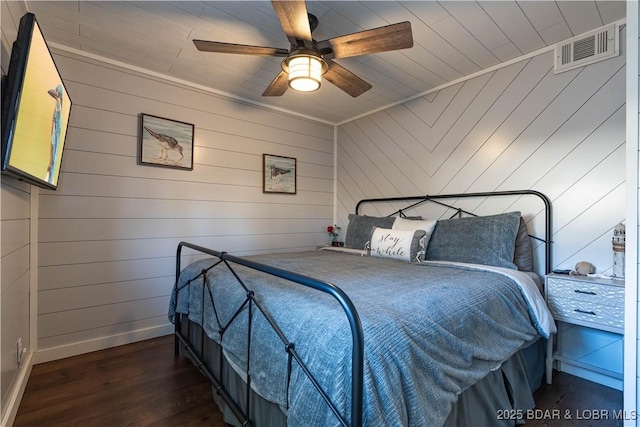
[287, 55, 323, 92]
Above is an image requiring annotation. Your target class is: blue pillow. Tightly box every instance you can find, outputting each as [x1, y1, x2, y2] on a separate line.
[425, 211, 521, 269]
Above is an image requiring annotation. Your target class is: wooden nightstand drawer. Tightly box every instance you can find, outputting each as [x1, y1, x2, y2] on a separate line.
[546, 276, 624, 307]
[547, 296, 624, 330]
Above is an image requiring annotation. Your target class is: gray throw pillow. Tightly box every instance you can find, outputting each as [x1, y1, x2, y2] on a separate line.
[425, 211, 521, 269]
[344, 214, 396, 250]
[513, 216, 534, 272]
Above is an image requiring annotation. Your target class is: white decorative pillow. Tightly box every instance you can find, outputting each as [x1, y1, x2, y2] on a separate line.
[367, 227, 427, 262]
[392, 217, 437, 247]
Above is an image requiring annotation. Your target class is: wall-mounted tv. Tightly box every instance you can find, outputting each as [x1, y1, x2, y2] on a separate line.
[1, 12, 72, 190]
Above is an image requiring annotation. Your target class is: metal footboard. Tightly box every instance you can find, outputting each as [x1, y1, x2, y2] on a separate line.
[173, 241, 365, 427]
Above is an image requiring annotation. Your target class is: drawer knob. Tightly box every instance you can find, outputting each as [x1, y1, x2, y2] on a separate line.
[574, 289, 596, 296]
[574, 308, 597, 316]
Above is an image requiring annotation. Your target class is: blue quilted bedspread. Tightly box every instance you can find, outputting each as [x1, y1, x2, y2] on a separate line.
[169, 250, 550, 427]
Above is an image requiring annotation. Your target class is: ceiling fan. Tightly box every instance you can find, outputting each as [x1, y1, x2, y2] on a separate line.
[193, 1, 413, 97]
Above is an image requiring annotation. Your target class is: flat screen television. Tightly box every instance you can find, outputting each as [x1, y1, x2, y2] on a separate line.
[1, 12, 72, 190]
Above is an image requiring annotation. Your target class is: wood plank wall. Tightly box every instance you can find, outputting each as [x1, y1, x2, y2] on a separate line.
[0, 179, 31, 417]
[337, 29, 626, 275]
[0, 1, 32, 420]
[33, 51, 334, 362]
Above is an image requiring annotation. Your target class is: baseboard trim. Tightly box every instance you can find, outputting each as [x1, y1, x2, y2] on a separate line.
[0, 352, 33, 427]
[33, 324, 174, 365]
[558, 362, 623, 391]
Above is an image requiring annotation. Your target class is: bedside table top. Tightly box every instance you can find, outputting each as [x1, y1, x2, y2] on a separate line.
[546, 273, 625, 288]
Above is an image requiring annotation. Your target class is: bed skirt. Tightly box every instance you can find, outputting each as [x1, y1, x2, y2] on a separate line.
[177, 315, 544, 427]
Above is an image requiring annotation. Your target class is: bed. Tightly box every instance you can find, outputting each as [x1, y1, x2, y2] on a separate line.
[169, 190, 556, 427]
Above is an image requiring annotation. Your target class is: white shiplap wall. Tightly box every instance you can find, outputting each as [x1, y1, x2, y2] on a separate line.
[0, 179, 31, 421]
[336, 28, 626, 388]
[337, 35, 626, 274]
[1, 1, 33, 423]
[34, 50, 334, 362]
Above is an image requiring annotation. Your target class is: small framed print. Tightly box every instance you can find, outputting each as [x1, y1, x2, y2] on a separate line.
[263, 154, 296, 194]
[138, 113, 194, 170]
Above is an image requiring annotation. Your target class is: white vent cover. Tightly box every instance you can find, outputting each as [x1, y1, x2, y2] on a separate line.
[554, 24, 619, 74]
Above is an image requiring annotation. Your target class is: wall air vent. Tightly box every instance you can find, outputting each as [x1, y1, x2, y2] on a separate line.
[554, 24, 619, 74]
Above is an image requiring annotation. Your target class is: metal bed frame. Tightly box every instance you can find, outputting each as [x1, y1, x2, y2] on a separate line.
[173, 190, 552, 427]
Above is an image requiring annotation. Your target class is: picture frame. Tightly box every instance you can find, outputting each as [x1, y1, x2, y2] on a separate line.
[263, 154, 296, 194]
[138, 113, 194, 170]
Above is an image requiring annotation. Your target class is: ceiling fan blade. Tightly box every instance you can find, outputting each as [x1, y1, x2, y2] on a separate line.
[323, 60, 372, 97]
[193, 40, 289, 57]
[271, 0, 312, 46]
[317, 21, 413, 59]
[262, 71, 290, 96]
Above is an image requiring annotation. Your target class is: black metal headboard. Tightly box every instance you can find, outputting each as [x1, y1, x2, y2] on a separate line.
[355, 190, 552, 274]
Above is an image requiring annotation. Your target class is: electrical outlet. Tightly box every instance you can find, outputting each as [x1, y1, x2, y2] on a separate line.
[16, 338, 23, 364]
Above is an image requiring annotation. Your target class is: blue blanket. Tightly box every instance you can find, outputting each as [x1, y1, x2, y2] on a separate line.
[169, 250, 547, 427]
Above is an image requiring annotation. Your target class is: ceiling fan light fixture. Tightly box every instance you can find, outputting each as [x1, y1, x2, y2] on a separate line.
[283, 52, 327, 92]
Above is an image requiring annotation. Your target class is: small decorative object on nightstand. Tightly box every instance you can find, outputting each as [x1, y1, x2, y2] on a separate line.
[612, 222, 625, 279]
[544, 273, 624, 389]
[327, 224, 343, 246]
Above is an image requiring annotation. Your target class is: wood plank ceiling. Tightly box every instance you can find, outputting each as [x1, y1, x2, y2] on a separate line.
[9, 1, 627, 124]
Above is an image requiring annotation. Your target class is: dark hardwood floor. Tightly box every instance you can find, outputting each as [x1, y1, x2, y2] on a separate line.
[528, 373, 624, 427]
[13, 335, 623, 426]
[14, 335, 226, 427]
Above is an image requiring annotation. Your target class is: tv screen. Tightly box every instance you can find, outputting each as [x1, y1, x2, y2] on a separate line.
[1, 12, 72, 190]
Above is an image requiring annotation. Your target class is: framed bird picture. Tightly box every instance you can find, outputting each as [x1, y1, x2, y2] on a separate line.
[138, 113, 194, 170]
[263, 154, 296, 194]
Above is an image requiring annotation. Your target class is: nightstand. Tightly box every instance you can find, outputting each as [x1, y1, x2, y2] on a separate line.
[544, 273, 624, 388]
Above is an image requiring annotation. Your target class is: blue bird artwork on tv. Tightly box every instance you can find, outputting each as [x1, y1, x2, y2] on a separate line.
[46, 84, 63, 184]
